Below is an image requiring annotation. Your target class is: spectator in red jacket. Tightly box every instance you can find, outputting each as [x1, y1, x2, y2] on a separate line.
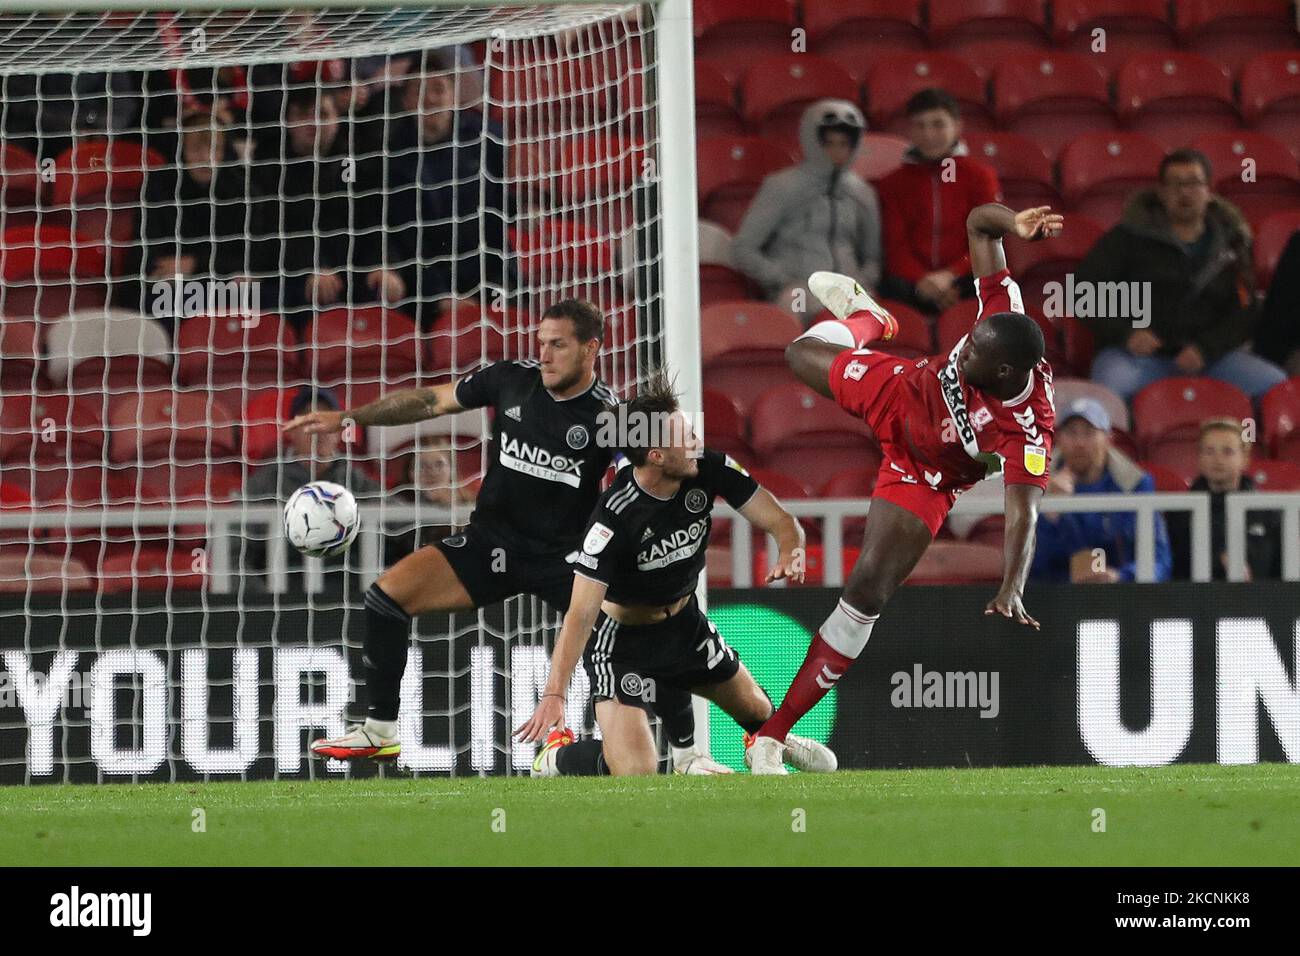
[876, 89, 1001, 314]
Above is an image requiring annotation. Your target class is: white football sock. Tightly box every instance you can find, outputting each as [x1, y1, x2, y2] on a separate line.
[797, 321, 856, 348]
[364, 717, 398, 738]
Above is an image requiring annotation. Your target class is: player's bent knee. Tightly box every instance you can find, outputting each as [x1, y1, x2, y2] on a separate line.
[603, 745, 657, 776]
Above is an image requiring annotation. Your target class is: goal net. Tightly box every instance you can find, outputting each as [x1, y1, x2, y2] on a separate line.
[0, 3, 693, 782]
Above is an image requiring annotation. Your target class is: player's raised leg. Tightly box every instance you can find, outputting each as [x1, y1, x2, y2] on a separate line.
[310, 547, 475, 760]
[786, 271, 899, 398]
[749, 498, 932, 773]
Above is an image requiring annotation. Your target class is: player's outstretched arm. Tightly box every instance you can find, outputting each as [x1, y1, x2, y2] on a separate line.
[984, 482, 1043, 630]
[738, 488, 807, 584]
[966, 203, 1063, 281]
[283, 382, 464, 436]
[514, 573, 607, 742]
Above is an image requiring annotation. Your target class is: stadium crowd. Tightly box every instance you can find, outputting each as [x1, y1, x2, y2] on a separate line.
[2, 0, 1300, 592]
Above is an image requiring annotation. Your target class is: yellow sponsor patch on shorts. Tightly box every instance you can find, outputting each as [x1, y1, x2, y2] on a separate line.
[1023, 444, 1047, 477]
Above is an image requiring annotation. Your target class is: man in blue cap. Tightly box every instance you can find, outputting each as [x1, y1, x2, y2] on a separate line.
[1030, 396, 1172, 583]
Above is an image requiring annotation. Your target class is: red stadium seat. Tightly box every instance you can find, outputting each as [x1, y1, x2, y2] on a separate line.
[429, 314, 509, 378]
[1115, 53, 1239, 150]
[963, 514, 1006, 548]
[804, 0, 926, 81]
[701, 301, 801, 414]
[0, 318, 41, 390]
[0, 481, 33, 543]
[1058, 132, 1166, 228]
[302, 306, 426, 408]
[864, 53, 992, 135]
[1247, 458, 1300, 492]
[992, 53, 1116, 160]
[1175, 0, 1299, 75]
[703, 388, 754, 464]
[1061, 315, 1097, 378]
[0, 393, 105, 503]
[904, 541, 1004, 584]
[937, 299, 981, 354]
[696, 135, 795, 233]
[106, 390, 242, 502]
[508, 219, 615, 284]
[750, 381, 876, 480]
[1240, 52, 1300, 149]
[1004, 214, 1105, 321]
[0, 553, 93, 594]
[1132, 378, 1252, 481]
[97, 547, 207, 594]
[820, 466, 878, 498]
[850, 133, 911, 183]
[701, 300, 800, 367]
[1253, 210, 1300, 288]
[0, 144, 40, 227]
[928, 0, 1050, 63]
[707, 543, 735, 587]
[739, 55, 860, 157]
[241, 388, 295, 464]
[748, 466, 814, 500]
[1260, 378, 1300, 461]
[963, 132, 1060, 209]
[1053, 377, 1130, 432]
[1053, 0, 1178, 74]
[1190, 133, 1300, 226]
[700, 263, 762, 307]
[694, 0, 798, 85]
[0, 225, 109, 319]
[49, 141, 164, 271]
[1137, 461, 1189, 491]
[176, 312, 295, 412]
[551, 135, 646, 208]
[695, 60, 744, 138]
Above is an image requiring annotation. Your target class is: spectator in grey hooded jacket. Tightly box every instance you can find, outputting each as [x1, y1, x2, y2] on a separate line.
[732, 99, 881, 322]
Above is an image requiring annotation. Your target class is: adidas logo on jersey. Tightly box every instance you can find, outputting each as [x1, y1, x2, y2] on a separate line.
[641, 526, 654, 542]
[505, 405, 522, 422]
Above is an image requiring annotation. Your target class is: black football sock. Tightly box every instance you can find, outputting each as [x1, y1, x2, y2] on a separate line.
[656, 694, 696, 749]
[555, 739, 608, 776]
[737, 689, 776, 736]
[363, 583, 412, 723]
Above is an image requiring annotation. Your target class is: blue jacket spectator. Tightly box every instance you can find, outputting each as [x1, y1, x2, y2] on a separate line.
[1031, 397, 1172, 583]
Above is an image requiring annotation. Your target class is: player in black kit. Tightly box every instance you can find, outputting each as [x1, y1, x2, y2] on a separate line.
[288, 301, 726, 771]
[515, 373, 838, 776]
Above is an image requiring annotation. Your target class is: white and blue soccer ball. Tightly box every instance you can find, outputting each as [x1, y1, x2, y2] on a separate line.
[283, 481, 361, 558]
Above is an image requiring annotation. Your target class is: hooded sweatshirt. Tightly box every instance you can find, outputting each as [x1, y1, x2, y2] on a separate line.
[732, 99, 881, 297]
[1074, 189, 1256, 363]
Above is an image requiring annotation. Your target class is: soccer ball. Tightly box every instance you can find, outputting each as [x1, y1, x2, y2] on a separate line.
[283, 481, 361, 558]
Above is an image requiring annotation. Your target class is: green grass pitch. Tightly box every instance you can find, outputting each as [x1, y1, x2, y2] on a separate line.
[3, 764, 1297, 866]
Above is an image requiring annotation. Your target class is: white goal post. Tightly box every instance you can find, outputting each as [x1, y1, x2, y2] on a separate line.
[0, 0, 704, 782]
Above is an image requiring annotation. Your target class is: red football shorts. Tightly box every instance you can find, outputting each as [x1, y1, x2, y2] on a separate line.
[829, 348, 957, 538]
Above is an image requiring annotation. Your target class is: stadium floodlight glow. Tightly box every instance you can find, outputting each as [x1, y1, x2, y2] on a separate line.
[0, 0, 703, 780]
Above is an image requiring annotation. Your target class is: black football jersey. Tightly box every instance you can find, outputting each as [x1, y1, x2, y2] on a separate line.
[570, 448, 760, 605]
[455, 360, 617, 556]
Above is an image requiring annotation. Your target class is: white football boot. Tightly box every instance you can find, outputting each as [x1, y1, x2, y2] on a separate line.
[784, 733, 838, 772]
[744, 734, 789, 775]
[671, 745, 736, 775]
[807, 271, 899, 341]
[311, 721, 400, 761]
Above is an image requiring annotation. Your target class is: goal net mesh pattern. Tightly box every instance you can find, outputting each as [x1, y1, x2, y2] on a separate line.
[0, 3, 668, 782]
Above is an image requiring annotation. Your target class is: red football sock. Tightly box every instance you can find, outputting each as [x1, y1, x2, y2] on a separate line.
[758, 635, 855, 742]
[842, 309, 893, 348]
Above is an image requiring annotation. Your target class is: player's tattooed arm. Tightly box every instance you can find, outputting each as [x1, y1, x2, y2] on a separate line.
[347, 383, 463, 427]
[514, 573, 607, 742]
[985, 482, 1043, 630]
[966, 204, 1063, 280]
[739, 488, 807, 583]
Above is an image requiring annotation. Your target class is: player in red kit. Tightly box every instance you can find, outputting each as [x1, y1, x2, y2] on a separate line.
[746, 203, 1062, 774]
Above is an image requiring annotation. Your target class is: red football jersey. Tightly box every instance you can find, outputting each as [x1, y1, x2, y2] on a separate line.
[830, 269, 1055, 493]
